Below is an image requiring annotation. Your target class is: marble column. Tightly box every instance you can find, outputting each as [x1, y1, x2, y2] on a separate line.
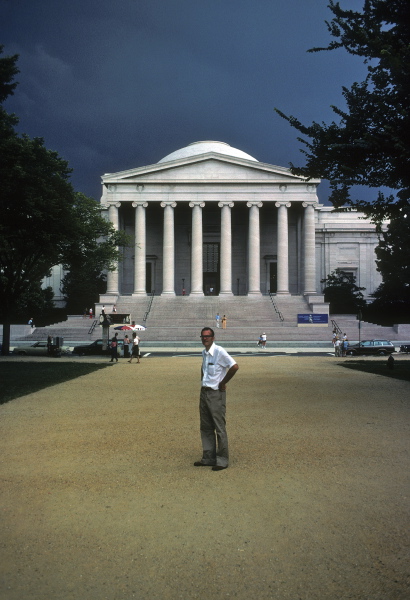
[275, 201, 291, 295]
[302, 202, 317, 295]
[161, 201, 176, 296]
[247, 201, 263, 295]
[106, 202, 121, 295]
[218, 202, 234, 295]
[189, 202, 205, 296]
[132, 201, 148, 296]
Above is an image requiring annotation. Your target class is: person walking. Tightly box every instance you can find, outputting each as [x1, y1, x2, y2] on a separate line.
[128, 332, 140, 363]
[110, 333, 119, 362]
[221, 315, 227, 329]
[194, 327, 239, 471]
[215, 313, 220, 328]
[123, 334, 131, 358]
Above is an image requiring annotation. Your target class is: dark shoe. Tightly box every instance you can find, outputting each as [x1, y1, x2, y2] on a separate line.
[194, 461, 213, 467]
[212, 465, 228, 471]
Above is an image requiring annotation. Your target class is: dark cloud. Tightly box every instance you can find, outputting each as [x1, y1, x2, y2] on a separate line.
[2, 0, 370, 203]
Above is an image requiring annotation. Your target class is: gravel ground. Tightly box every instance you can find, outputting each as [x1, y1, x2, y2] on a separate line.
[0, 355, 409, 600]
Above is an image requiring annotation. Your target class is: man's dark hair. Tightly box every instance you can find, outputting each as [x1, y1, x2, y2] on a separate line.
[201, 327, 215, 337]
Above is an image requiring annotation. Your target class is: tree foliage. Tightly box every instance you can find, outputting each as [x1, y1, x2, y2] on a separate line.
[0, 47, 129, 353]
[365, 208, 410, 322]
[321, 269, 367, 314]
[275, 0, 410, 223]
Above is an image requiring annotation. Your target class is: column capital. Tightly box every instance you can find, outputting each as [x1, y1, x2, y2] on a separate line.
[247, 201, 263, 208]
[107, 201, 121, 209]
[275, 201, 291, 208]
[302, 201, 318, 209]
[132, 201, 148, 208]
[160, 201, 177, 208]
[218, 202, 234, 208]
[189, 201, 205, 208]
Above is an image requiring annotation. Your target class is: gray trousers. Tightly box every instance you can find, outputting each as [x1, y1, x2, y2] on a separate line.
[199, 387, 229, 467]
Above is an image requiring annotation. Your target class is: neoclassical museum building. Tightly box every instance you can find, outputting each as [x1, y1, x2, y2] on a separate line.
[94, 141, 382, 304]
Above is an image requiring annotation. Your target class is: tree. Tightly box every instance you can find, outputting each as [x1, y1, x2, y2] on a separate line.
[365, 208, 410, 323]
[321, 269, 367, 314]
[275, 0, 410, 223]
[60, 193, 127, 314]
[0, 48, 128, 354]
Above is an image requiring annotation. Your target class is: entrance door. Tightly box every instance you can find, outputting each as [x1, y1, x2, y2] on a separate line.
[269, 262, 277, 293]
[203, 243, 220, 295]
[146, 262, 152, 293]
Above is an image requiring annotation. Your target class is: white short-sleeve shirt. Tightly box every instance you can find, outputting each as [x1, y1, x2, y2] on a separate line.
[201, 343, 237, 390]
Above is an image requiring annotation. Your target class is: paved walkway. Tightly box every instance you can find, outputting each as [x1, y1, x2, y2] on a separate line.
[0, 356, 409, 599]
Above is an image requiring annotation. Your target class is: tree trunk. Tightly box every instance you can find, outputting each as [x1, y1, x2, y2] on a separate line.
[1, 321, 11, 356]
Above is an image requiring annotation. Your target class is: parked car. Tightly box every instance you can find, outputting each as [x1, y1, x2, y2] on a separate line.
[399, 344, 410, 353]
[346, 340, 396, 356]
[73, 339, 124, 357]
[12, 341, 69, 357]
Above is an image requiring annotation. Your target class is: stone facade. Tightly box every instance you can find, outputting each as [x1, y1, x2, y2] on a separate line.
[99, 141, 383, 303]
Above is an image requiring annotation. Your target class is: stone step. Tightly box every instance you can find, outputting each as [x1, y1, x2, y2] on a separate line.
[12, 297, 410, 343]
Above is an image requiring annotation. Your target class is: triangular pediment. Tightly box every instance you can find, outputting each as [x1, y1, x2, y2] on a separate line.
[102, 153, 316, 185]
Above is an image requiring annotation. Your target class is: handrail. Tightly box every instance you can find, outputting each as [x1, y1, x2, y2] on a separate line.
[331, 319, 342, 335]
[268, 292, 284, 323]
[143, 290, 155, 322]
[88, 319, 98, 335]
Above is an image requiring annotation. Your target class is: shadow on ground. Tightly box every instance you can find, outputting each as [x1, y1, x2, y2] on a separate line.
[339, 358, 410, 382]
[0, 362, 113, 404]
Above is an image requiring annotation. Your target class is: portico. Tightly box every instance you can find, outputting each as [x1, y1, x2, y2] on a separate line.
[100, 141, 321, 299]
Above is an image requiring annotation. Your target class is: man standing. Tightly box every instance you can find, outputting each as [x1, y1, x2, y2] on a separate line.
[194, 327, 239, 471]
[215, 313, 220, 328]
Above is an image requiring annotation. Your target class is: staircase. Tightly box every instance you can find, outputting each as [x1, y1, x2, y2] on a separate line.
[17, 296, 410, 344]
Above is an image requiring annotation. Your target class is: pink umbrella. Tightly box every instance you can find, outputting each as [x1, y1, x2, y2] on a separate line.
[113, 324, 146, 331]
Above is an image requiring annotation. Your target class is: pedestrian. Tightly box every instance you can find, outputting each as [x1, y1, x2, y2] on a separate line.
[123, 334, 131, 358]
[83, 308, 88, 319]
[110, 333, 119, 362]
[101, 305, 105, 316]
[341, 335, 349, 357]
[215, 313, 220, 328]
[221, 315, 227, 329]
[47, 335, 53, 355]
[89, 307, 93, 319]
[260, 332, 267, 348]
[112, 305, 117, 313]
[334, 337, 341, 357]
[194, 327, 239, 471]
[128, 332, 140, 363]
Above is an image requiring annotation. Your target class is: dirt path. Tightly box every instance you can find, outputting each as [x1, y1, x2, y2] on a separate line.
[0, 356, 409, 600]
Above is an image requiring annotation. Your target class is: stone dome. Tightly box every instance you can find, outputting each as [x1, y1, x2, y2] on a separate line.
[158, 141, 258, 163]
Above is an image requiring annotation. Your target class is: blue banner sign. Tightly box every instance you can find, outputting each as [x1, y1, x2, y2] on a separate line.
[297, 313, 328, 326]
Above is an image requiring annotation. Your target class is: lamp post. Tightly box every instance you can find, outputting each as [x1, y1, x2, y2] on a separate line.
[357, 310, 362, 344]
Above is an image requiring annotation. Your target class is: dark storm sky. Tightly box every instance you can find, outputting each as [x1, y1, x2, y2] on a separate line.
[2, 0, 368, 203]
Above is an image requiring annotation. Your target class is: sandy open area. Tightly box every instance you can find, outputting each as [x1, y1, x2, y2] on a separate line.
[0, 355, 409, 600]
